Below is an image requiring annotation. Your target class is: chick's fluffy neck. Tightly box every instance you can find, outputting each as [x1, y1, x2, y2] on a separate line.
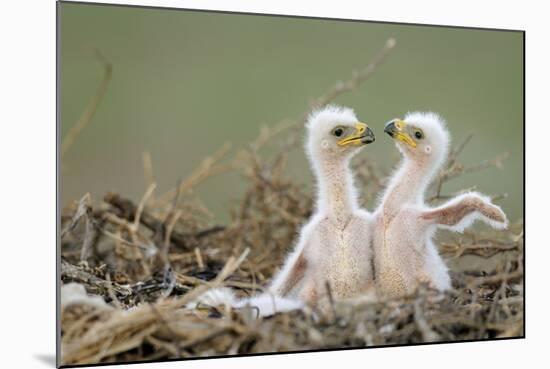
[382, 154, 441, 216]
[313, 153, 359, 227]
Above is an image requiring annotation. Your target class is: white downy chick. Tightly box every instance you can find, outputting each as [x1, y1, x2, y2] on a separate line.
[190, 105, 376, 316]
[372, 112, 508, 298]
[269, 105, 376, 308]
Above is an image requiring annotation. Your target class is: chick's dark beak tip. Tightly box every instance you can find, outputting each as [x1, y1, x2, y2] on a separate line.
[363, 127, 375, 144]
[384, 121, 396, 137]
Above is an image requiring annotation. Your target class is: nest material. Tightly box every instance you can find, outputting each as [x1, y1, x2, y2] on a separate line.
[59, 137, 523, 365]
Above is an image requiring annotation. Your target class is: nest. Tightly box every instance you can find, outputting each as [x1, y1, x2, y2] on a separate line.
[59, 139, 523, 366]
[59, 39, 523, 366]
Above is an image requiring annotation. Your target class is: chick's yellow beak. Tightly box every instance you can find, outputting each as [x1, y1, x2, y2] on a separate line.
[384, 119, 417, 148]
[337, 122, 375, 146]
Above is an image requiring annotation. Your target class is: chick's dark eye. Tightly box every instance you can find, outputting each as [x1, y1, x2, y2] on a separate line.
[333, 128, 344, 137]
[414, 131, 424, 139]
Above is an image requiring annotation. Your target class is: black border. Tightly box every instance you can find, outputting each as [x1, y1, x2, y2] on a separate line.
[56, 1, 526, 368]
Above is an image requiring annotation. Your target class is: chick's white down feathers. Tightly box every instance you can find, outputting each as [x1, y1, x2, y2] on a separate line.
[372, 112, 508, 297]
[269, 105, 375, 307]
[191, 105, 376, 316]
[186, 287, 304, 318]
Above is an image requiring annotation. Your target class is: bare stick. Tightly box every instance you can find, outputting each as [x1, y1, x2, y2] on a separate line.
[247, 38, 397, 152]
[80, 207, 97, 261]
[312, 38, 397, 109]
[156, 142, 233, 204]
[133, 183, 157, 232]
[61, 260, 131, 296]
[61, 193, 91, 238]
[142, 151, 156, 201]
[61, 50, 112, 158]
[105, 273, 123, 309]
[161, 210, 182, 266]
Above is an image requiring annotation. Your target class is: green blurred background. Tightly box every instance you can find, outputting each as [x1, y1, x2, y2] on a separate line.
[59, 3, 523, 222]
